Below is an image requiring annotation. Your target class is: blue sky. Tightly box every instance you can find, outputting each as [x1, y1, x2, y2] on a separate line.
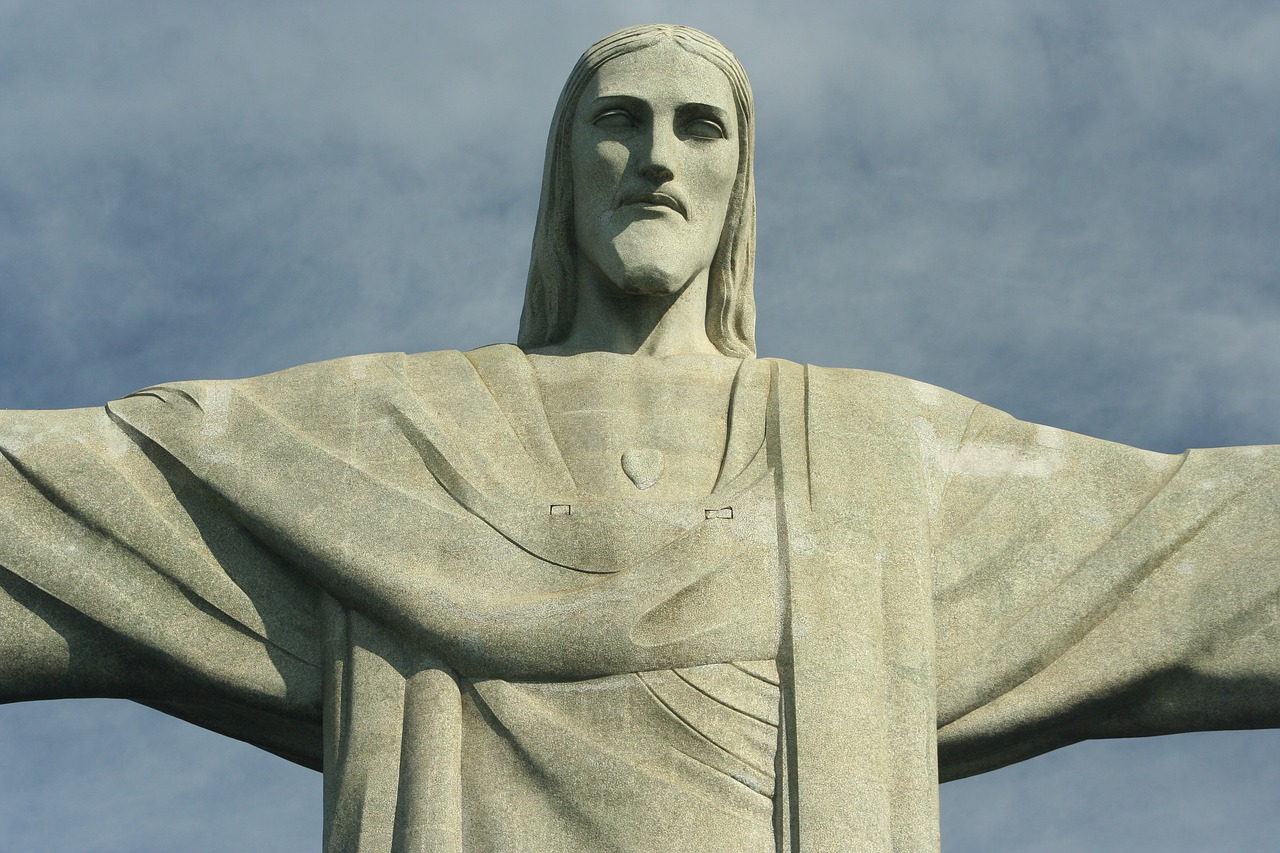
[2, 1, 1279, 849]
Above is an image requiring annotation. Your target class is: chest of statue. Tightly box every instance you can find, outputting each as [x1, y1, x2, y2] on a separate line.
[528, 350, 742, 499]
[382, 349, 783, 682]
[409, 463, 784, 681]
[233, 346, 781, 684]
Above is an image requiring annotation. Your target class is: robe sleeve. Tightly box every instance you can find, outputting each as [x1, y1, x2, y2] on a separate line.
[926, 392, 1280, 781]
[0, 404, 323, 768]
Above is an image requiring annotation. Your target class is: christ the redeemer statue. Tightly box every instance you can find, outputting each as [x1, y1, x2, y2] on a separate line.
[1, 24, 1277, 853]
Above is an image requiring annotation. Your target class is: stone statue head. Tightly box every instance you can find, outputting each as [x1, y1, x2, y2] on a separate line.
[517, 25, 757, 358]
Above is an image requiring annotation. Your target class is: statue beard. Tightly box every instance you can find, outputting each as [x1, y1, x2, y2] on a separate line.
[590, 222, 713, 299]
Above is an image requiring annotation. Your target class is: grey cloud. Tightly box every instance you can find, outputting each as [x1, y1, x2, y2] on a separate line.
[1, 2, 1278, 850]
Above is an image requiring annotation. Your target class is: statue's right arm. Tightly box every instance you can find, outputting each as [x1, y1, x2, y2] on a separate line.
[0, 404, 322, 757]
[0, 405, 144, 702]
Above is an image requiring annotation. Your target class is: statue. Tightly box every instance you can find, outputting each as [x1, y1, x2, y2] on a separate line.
[2, 24, 1278, 853]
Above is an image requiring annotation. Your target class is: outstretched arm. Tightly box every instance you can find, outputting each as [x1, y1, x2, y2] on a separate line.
[927, 395, 1280, 780]
[0, 404, 323, 766]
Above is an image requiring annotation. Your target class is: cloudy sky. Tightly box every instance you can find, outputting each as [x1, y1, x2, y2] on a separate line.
[2, 0, 1279, 850]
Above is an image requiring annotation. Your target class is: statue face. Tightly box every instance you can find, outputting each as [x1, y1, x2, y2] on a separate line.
[570, 41, 739, 297]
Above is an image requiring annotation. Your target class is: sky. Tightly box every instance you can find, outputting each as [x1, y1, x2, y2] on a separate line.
[1, 0, 1279, 849]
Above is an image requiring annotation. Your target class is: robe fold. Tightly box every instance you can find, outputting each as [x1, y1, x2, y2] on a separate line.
[2, 345, 1278, 852]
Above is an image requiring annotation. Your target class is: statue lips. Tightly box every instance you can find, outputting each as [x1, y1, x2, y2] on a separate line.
[619, 191, 687, 219]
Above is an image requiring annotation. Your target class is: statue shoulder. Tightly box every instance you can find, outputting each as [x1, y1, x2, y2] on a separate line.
[776, 361, 983, 429]
[104, 347, 510, 448]
[109, 349, 482, 411]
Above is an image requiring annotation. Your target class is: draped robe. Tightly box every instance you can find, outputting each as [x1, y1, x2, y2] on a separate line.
[2, 345, 1279, 852]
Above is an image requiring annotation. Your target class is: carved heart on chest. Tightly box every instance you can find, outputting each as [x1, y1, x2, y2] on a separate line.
[621, 448, 664, 490]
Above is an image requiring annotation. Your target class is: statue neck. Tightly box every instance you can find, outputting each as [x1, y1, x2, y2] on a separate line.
[545, 260, 719, 357]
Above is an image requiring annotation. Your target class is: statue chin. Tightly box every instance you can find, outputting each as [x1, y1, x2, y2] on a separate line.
[602, 229, 710, 297]
[612, 263, 689, 296]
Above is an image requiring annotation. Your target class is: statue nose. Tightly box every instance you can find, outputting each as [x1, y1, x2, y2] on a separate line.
[640, 162, 674, 182]
[638, 123, 677, 183]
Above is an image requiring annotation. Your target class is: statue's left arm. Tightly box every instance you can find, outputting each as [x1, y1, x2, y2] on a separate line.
[923, 389, 1280, 780]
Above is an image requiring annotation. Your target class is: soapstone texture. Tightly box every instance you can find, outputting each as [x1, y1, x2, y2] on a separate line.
[2, 24, 1280, 853]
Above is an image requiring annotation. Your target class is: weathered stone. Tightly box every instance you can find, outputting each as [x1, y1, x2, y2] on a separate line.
[2, 23, 1278, 853]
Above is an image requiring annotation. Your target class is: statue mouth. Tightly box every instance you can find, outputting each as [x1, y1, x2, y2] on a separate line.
[620, 192, 687, 218]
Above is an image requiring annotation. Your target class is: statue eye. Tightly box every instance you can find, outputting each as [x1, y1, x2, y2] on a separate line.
[593, 109, 637, 130]
[685, 117, 727, 140]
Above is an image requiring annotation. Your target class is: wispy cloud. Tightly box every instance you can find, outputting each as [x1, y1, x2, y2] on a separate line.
[1, 2, 1277, 850]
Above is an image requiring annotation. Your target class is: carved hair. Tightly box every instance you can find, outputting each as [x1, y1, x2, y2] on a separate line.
[517, 24, 757, 357]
